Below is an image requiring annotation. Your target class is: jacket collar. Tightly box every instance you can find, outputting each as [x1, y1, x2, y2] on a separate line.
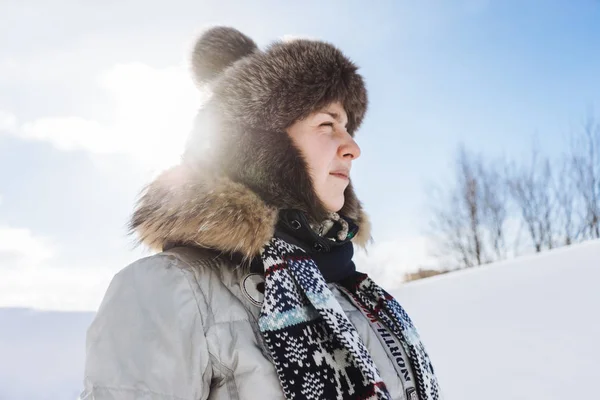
[276, 209, 358, 252]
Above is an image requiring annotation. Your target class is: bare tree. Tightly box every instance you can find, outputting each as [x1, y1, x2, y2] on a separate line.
[479, 158, 509, 259]
[506, 143, 555, 252]
[459, 147, 485, 266]
[553, 156, 582, 245]
[570, 115, 600, 240]
[424, 110, 599, 275]
[427, 146, 509, 269]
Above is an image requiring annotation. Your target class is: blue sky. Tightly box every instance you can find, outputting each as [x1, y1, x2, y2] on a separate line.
[1, 0, 599, 310]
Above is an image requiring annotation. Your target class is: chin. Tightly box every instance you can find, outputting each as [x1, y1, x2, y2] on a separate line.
[324, 196, 345, 213]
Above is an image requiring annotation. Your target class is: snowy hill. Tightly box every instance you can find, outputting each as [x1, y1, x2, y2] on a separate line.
[1, 240, 598, 399]
[394, 239, 600, 400]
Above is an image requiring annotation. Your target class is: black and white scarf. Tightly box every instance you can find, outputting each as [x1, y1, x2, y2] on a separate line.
[258, 235, 440, 400]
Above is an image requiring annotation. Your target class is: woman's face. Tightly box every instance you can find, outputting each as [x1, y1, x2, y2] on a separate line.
[287, 102, 361, 212]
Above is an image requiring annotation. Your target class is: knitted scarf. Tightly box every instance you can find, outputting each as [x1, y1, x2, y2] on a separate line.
[258, 236, 440, 400]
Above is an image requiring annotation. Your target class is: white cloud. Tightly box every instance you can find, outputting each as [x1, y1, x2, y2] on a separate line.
[354, 236, 436, 289]
[0, 264, 117, 311]
[20, 117, 111, 152]
[0, 225, 56, 268]
[0, 110, 17, 134]
[0, 221, 131, 311]
[8, 62, 207, 170]
[0, 220, 84, 310]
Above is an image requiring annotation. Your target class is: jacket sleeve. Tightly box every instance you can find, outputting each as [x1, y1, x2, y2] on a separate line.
[80, 255, 212, 400]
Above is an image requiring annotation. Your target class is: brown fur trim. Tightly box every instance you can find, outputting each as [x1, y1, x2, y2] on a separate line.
[130, 165, 278, 259]
[130, 164, 372, 258]
[352, 209, 373, 249]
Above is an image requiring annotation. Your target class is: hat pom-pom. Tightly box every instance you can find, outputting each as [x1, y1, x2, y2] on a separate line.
[191, 26, 257, 85]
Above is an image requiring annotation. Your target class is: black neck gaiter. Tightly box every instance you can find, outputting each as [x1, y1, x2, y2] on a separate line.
[251, 209, 358, 283]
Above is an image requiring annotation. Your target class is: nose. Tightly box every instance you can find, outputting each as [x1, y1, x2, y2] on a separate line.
[339, 131, 361, 160]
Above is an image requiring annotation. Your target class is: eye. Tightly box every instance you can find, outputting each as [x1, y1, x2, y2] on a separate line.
[319, 121, 334, 128]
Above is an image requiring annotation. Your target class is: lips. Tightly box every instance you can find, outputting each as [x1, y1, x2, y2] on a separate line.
[330, 169, 350, 180]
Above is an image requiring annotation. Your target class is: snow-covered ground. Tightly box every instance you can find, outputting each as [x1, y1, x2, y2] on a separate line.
[1, 240, 598, 399]
[395, 239, 600, 400]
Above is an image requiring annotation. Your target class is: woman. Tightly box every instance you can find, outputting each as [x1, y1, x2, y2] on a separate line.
[81, 27, 440, 400]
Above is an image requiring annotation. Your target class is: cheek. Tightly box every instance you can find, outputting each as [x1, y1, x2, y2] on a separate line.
[306, 144, 333, 178]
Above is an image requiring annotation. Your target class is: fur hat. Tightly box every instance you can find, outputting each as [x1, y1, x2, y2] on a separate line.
[184, 26, 368, 224]
[130, 26, 371, 257]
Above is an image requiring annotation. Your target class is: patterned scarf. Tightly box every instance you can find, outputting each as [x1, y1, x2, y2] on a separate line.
[258, 236, 440, 400]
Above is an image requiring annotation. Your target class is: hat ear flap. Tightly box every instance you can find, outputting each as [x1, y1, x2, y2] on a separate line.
[191, 26, 257, 86]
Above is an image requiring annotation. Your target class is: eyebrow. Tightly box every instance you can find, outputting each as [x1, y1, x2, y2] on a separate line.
[323, 111, 348, 127]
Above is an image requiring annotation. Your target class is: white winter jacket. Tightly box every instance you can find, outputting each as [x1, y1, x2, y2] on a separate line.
[81, 246, 415, 400]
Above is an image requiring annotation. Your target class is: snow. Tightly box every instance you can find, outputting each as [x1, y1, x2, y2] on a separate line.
[1, 239, 598, 399]
[393, 239, 600, 400]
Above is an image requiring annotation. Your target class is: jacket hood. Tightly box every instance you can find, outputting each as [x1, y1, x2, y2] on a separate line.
[129, 164, 371, 260]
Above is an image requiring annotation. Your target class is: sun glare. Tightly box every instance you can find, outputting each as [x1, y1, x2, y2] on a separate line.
[99, 63, 208, 170]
